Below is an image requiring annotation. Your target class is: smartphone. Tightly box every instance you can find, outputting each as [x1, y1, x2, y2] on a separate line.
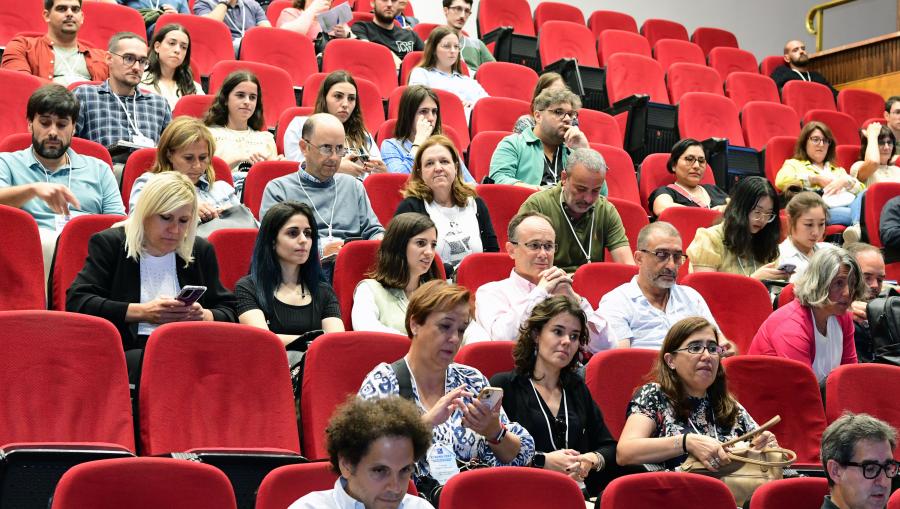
[777, 263, 797, 274]
[477, 387, 504, 411]
[176, 285, 207, 306]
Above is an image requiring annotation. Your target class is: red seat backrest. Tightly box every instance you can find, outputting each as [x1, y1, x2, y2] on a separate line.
[604, 471, 736, 508]
[303, 73, 385, 135]
[0, 70, 45, 142]
[477, 0, 535, 37]
[208, 60, 296, 130]
[0, 205, 45, 311]
[470, 97, 530, 137]
[579, 109, 622, 148]
[598, 29, 651, 67]
[682, 272, 772, 354]
[658, 206, 722, 279]
[781, 81, 837, 119]
[467, 131, 510, 183]
[80, 2, 146, 48]
[454, 341, 515, 380]
[608, 197, 649, 254]
[155, 14, 233, 78]
[763, 135, 798, 186]
[274, 106, 315, 156]
[50, 214, 126, 311]
[837, 88, 886, 127]
[691, 26, 739, 56]
[322, 39, 399, 99]
[677, 92, 745, 146]
[825, 364, 900, 460]
[584, 348, 656, 438]
[256, 462, 339, 509]
[726, 72, 781, 111]
[587, 10, 637, 39]
[0, 3, 45, 48]
[760, 55, 787, 76]
[242, 160, 299, 219]
[0, 133, 114, 170]
[239, 27, 318, 88]
[474, 62, 539, 103]
[741, 101, 801, 151]
[533, 2, 583, 33]
[667, 62, 724, 104]
[572, 262, 639, 308]
[171, 94, 215, 120]
[749, 477, 829, 509]
[363, 173, 409, 227]
[803, 109, 861, 147]
[591, 144, 639, 203]
[708, 47, 759, 79]
[455, 252, 515, 293]
[640, 18, 689, 48]
[653, 39, 706, 71]
[476, 184, 537, 246]
[605, 53, 669, 105]
[865, 182, 900, 248]
[265, 0, 292, 25]
[332, 240, 380, 330]
[538, 21, 599, 68]
[442, 467, 585, 508]
[206, 228, 258, 291]
[638, 152, 716, 214]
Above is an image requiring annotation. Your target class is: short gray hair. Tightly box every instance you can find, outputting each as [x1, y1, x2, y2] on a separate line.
[507, 210, 552, 244]
[844, 242, 882, 261]
[565, 148, 607, 175]
[108, 32, 146, 53]
[821, 412, 896, 486]
[794, 247, 866, 307]
[532, 88, 581, 112]
[636, 222, 681, 251]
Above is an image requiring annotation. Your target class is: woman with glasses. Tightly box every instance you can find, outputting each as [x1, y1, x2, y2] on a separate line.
[779, 192, 832, 283]
[408, 26, 489, 121]
[750, 247, 865, 381]
[491, 296, 617, 497]
[686, 176, 789, 281]
[776, 121, 865, 227]
[381, 85, 475, 182]
[141, 24, 204, 110]
[351, 212, 442, 334]
[852, 122, 899, 186]
[649, 138, 729, 220]
[617, 316, 776, 473]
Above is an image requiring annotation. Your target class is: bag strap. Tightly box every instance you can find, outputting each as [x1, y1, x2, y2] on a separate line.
[391, 358, 415, 401]
[720, 415, 781, 448]
[725, 446, 797, 468]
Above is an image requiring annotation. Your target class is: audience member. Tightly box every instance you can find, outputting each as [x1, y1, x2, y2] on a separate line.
[598, 222, 722, 351]
[193, 0, 270, 54]
[474, 211, 611, 350]
[519, 148, 629, 271]
[381, 85, 475, 182]
[885, 96, 900, 141]
[1, 0, 108, 85]
[396, 135, 497, 271]
[122, 0, 189, 37]
[881, 196, 900, 264]
[350, 0, 423, 69]
[775, 121, 864, 227]
[288, 396, 434, 509]
[66, 172, 237, 379]
[617, 317, 776, 472]
[770, 39, 836, 95]
[687, 176, 787, 281]
[73, 32, 171, 164]
[277, 0, 351, 41]
[442, 0, 493, 74]
[512, 72, 565, 135]
[489, 88, 589, 188]
[749, 248, 864, 382]
[393, 0, 418, 28]
[845, 243, 886, 363]
[128, 117, 240, 222]
[408, 26, 488, 120]
[140, 24, 204, 111]
[352, 212, 440, 334]
[283, 71, 385, 178]
[779, 192, 833, 283]
[648, 138, 728, 220]
[491, 296, 616, 496]
[203, 70, 279, 193]
[851, 122, 898, 187]
[260, 114, 384, 281]
[359, 280, 534, 506]
[820, 413, 897, 509]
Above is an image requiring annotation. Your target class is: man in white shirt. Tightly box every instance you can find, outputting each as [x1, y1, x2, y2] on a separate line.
[289, 397, 434, 509]
[473, 210, 611, 351]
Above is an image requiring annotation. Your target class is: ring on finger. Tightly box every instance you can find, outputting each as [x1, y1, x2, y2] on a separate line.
[709, 458, 720, 468]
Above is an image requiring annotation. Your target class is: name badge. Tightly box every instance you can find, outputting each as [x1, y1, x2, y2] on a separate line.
[132, 134, 156, 148]
[53, 213, 72, 233]
[426, 442, 459, 485]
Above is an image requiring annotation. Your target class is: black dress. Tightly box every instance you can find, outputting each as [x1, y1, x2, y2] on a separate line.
[648, 184, 729, 220]
[234, 276, 341, 335]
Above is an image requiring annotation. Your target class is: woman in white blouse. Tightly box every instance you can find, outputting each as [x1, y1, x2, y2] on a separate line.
[141, 24, 204, 110]
[408, 25, 488, 120]
[778, 191, 833, 282]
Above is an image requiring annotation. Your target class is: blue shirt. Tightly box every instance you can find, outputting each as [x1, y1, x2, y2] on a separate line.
[0, 147, 125, 229]
[119, 0, 189, 12]
[193, 0, 267, 39]
[73, 81, 172, 149]
[381, 137, 475, 183]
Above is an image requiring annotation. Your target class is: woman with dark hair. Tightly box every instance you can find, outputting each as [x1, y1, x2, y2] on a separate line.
[235, 201, 343, 352]
[852, 121, 898, 186]
[775, 121, 864, 226]
[408, 26, 488, 119]
[396, 135, 497, 271]
[381, 84, 475, 182]
[779, 192, 832, 283]
[276, 0, 351, 40]
[204, 70, 280, 192]
[513, 71, 566, 134]
[141, 24, 203, 110]
[283, 71, 386, 178]
[491, 296, 616, 495]
[617, 317, 776, 472]
[351, 212, 441, 334]
[686, 176, 789, 281]
[648, 138, 729, 219]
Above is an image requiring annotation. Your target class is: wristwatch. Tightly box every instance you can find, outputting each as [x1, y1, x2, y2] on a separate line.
[532, 452, 546, 468]
[487, 423, 507, 445]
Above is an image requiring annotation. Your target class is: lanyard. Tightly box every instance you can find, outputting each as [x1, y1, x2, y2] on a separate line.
[559, 190, 593, 263]
[668, 182, 710, 208]
[108, 83, 145, 137]
[530, 380, 568, 450]
[34, 150, 72, 190]
[223, 0, 247, 38]
[297, 172, 338, 240]
[542, 145, 563, 185]
[792, 69, 811, 82]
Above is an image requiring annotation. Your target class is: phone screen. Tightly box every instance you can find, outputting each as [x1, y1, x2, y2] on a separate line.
[176, 286, 207, 306]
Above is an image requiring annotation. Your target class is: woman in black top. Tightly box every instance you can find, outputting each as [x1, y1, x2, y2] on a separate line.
[649, 138, 729, 220]
[235, 201, 343, 356]
[491, 296, 616, 497]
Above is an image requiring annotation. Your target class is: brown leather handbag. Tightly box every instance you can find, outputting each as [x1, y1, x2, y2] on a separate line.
[680, 416, 797, 507]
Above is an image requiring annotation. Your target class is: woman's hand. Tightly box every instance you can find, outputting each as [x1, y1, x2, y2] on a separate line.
[338, 156, 367, 177]
[461, 396, 502, 438]
[811, 173, 835, 188]
[686, 433, 730, 472]
[364, 158, 387, 174]
[422, 386, 470, 428]
[247, 151, 269, 164]
[198, 202, 219, 222]
[139, 297, 198, 324]
[822, 175, 850, 196]
[542, 449, 581, 474]
[750, 431, 777, 451]
[566, 452, 601, 481]
[329, 23, 351, 38]
[751, 261, 789, 281]
[413, 114, 435, 145]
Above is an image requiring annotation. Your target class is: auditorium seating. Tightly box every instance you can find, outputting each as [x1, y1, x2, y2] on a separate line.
[749, 477, 830, 509]
[638, 152, 718, 214]
[467, 130, 510, 183]
[682, 272, 772, 354]
[691, 27, 739, 56]
[587, 10, 638, 38]
[781, 81, 837, 119]
[538, 21, 599, 69]
[441, 467, 585, 509]
[155, 14, 233, 79]
[837, 88, 886, 126]
[239, 27, 318, 90]
[455, 252, 515, 294]
[604, 472, 736, 508]
[0, 70, 44, 143]
[242, 160, 300, 219]
[584, 349, 658, 439]
[641, 18, 689, 48]
[572, 262, 639, 308]
[362, 172, 409, 227]
[677, 92, 746, 146]
[80, 2, 146, 48]
[864, 182, 900, 248]
[658, 206, 722, 279]
[741, 101, 801, 151]
[654, 39, 706, 71]
[763, 135, 799, 186]
[598, 29, 652, 66]
[533, 2, 584, 33]
[121, 148, 232, 212]
[264, 0, 291, 25]
[455, 341, 515, 380]
[474, 62, 539, 103]
[476, 184, 536, 246]
[708, 47, 759, 79]
[0, 205, 45, 311]
[332, 239, 380, 329]
[206, 228, 257, 291]
[0, 133, 114, 170]
[171, 94, 215, 119]
[302, 73, 385, 135]
[0, 1, 45, 48]
[666, 62, 725, 104]
[608, 197, 649, 253]
[470, 97, 531, 137]
[274, 106, 314, 155]
[825, 364, 900, 459]
[322, 39, 398, 100]
[477, 0, 535, 38]
[802, 109, 860, 146]
[726, 72, 781, 111]
[593, 144, 640, 203]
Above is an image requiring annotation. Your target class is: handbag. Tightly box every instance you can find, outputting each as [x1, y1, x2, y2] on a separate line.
[679, 416, 797, 507]
[195, 204, 258, 238]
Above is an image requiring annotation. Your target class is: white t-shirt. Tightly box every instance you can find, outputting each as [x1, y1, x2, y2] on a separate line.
[138, 251, 180, 336]
[811, 309, 843, 382]
[424, 197, 482, 268]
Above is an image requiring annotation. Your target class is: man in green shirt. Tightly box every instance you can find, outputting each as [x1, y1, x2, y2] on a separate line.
[443, 0, 494, 74]
[519, 148, 635, 273]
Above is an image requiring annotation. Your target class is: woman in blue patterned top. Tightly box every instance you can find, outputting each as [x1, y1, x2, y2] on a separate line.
[358, 279, 534, 505]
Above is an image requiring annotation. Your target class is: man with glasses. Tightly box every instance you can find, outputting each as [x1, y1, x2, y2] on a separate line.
[519, 148, 633, 272]
[845, 243, 887, 363]
[351, 0, 423, 69]
[821, 412, 897, 509]
[442, 0, 494, 74]
[259, 113, 384, 282]
[72, 32, 171, 167]
[472, 210, 612, 350]
[489, 88, 591, 189]
[598, 222, 731, 352]
[1, 0, 109, 85]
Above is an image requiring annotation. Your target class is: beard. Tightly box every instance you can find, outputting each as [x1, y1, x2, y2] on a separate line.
[791, 54, 809, 68]
[32, 135, 69, 160]
[374, 9, 395, 24]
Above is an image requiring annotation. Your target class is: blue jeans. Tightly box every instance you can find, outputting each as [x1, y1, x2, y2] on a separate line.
[828, 190, 866, 226]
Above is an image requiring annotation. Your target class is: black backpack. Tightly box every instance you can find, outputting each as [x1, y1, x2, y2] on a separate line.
[865, 294, 900, 366]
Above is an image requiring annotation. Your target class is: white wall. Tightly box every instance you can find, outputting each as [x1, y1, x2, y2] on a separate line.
[413, 0, 897, 60]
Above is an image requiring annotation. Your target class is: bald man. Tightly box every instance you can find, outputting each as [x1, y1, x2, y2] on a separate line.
[770, 39, 836, 96]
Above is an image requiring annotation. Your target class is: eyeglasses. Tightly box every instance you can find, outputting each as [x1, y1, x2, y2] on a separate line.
[447, 5, 472, 15]
[674, 343, 725, 356]
[511, 240, 556, 253]
[438, 43, 461, 51]
[109, 51, 150, 70]
[808, 136, 832, 146]
[545, 108, 578, 121]
[749, 209, 777, 223]
[638, 249, 688, 265]
[842, 461, 900, 479]
[302, 138, 347, 157]
[681, 155, 707, 166]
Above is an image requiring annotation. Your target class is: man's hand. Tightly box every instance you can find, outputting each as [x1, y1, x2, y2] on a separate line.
[562, 125, 589, 149]
[32, 182, 80, 215]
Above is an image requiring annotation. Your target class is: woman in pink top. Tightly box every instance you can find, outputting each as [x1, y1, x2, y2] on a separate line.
[277, 0, 351, 40]
[749, 247, 866, 381]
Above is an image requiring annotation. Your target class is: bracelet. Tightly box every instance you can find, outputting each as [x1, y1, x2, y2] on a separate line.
[591, 452, 604, 472]
[487, 423, 507, 445]
[682, 433, 689, 454]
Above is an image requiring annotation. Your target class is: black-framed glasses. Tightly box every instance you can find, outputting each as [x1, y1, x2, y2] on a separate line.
[302, 138, 347, 157]
[510, 240, 556, 253]
[545, 108, 578, 121]
[109, 51, 150, 70]
[681, 155, 707, 166]
[808, 136, 832, 146]
[674, 343, 724, 356]
[638, 249, 688, 265]
[843, 461, 900, 479]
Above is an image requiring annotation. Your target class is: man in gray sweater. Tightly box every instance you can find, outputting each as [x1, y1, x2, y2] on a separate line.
[261, 113, 384, 281]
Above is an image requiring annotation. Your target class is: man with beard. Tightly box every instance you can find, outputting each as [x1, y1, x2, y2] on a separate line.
[845, 243, 887, 362]
[820, 413, 897, 509]
[598, 222, 732, 352]
[72, 32, 171, 166]
[1, 0, 109, 85]
[443, 0, 493, 74]
[518, 148, 633, 272]
[771, 39, 837, 95]
[0, 85, 124, 277]
[489, 88, 591, 189]
[351, 0, 423, 69]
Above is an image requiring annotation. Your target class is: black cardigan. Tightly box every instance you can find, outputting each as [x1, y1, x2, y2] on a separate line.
[66, 227, 238, 350]
[394, 196, 500, 253]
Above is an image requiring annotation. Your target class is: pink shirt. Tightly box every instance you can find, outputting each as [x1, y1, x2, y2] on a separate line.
[276, 7, 322, 39]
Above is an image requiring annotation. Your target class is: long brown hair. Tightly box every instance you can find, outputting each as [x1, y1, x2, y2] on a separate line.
[313, 70, 368, 150]
[394, 85, 443, 142]
[512, 296, 588, 388]
[367, 213, 441, 290]
[403, 135, 475, 206]
[418, 26, 463, 75]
